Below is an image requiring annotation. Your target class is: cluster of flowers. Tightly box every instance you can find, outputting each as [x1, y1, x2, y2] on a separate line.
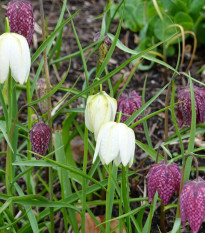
[1, 0, 51, 159]
[85, 90, 143, 167]
[2, 1, 205, 232]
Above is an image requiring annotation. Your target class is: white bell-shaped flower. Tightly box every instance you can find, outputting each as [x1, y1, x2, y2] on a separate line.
[0, 32, 31, 84]
[93, 122, 135, 167]
[85, 91, 117, 139]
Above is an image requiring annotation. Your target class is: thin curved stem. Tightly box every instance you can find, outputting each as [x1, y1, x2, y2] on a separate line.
[39, 0, 54, 232]
[105, 163, 112, 233]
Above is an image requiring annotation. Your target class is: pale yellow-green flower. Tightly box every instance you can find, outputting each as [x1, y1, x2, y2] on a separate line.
[85, 91, 117, 139]
[93, 122, 135, 167]
[0, 32, 30, 84]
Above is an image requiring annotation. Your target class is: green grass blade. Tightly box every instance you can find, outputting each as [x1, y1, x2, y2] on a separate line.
[125, 81, 171, 126]
[135, 140, 163, 161]
[31, 11, 79, 64]
[184, 75, 196, 182]
[14, 183, 39, 233]
[142, 76, 153, 148]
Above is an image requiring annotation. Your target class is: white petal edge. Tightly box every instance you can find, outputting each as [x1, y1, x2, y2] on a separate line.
[0, 34, 10, 83]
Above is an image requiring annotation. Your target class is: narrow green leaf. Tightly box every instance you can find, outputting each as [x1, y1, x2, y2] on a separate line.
[125, 82, 171, 126]
[171, 218, 181, 233]
[29, 64, 70, 106]
[31, 11, 80, 64]
[0, 120, 13, 153]
[184, 76, 196, 182]
[108, 32, 179, 73]
[135, 140, 163, 161]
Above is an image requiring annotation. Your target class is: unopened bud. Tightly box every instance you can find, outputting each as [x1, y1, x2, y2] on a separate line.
[5, 0, 35, 47]
[93, 32, 112, 64]
[29, 122, 51, 159]
[36, 79, 48, 114]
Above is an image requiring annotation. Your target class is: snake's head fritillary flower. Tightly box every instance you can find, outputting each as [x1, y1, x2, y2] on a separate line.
[177, 85, 205, 127]
[36, 79, 48, 114]
[5, 0, 34, 47]
[180, 177, 205, 233]
[93, 122, 135, 167]
[93, 32, 112, 64]
[117, 91, 142, 128]
[147, 160, 181, 206]
[85, 91, 117, 140]
[0, 33, 30, 84]
[29, 122, 51, 159]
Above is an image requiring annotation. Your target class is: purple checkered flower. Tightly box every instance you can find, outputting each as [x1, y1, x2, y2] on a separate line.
[147, 160, 181, 206]
[29, 122, 50, 159]
[5, 0, 34, 47]
[177, 85, 205, 127]
[117, 91, 142, 128]
[180, 177, 205, 233]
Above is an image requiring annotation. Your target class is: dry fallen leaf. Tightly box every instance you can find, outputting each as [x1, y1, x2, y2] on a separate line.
[71, 213, 126, 233]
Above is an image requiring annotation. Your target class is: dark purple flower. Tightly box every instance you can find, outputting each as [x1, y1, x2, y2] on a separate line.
[93, 32, 112, 64]
[5, 0, 34, 47]
[36, 79, 48, 114]
[177, 85, 205, 127]
[180, 177, 205, 233]
[117, 91, 142, 128]
[147, 160, 181, 206]
[29, 122, 50, 159]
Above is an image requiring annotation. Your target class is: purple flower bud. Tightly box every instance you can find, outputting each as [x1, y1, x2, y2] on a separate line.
[117, 91, 142, 128]
[177, 85, 205, 127]
[29, 122, 51, 159]
[147, 160, 181, 206]
[93, 32, 112, 64]
[180, 177, 205, 233]
[5, 0, 35, 47]
[36, 79, 48, 114]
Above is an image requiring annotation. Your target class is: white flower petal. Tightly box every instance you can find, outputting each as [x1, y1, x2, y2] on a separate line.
[114, 153, 121, 166]
[85, 95, 95, 132]
[85, 91, 117, 140]
[98, 122, 119, 165]
[93, 95, 109, 137]
[0, 34, 10, 83]
[93, 122, 112, 163]
[128, 128, 135, 167]
[118, 124, 130, 166]
[107, 97, 117, 121]
[10, 33, 30, 84]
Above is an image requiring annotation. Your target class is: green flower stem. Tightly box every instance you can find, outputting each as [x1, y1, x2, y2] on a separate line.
[26, 77, 32, 194]
[6, 72, 12, 197]
[117, 111, 122, 123]
[121, 165, 131, 232]
[105, 163, 113, 233]
[39, 0, 54, 232]
[105, 67, 113, 97]
[81, 127, 88, 233]
[160, 201, 167, 233]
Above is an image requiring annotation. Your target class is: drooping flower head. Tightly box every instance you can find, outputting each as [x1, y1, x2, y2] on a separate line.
[85, 91, 117, 140]
[180, 177, 205, 233]
[0, 32, 31, 84]
[5, 0, 34, 47]
[93, 32, 112, 64]
[147, 160, 181, 206]
[93, 122, 135, 167]
[29, 122, 51, 159]
[177, 85, 205, 127]
[36, 79, 48, 114]
[117, 91, 142, 128]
